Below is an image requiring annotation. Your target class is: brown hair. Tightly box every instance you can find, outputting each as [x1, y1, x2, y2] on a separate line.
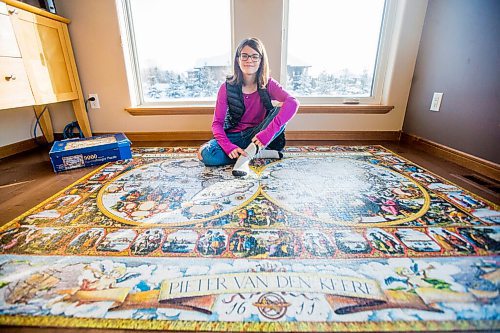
[227, 37, 269, 88]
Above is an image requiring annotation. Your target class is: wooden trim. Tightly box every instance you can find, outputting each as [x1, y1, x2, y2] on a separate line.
[125, 104, 394, 116]
[298, 105, 394, 114]
[0, 131, 400, 159]
[97, 131, 401, 142]
[0, 137, 45, 159]
[116, 132, 213, 141]
[126, 106, 215, 116]
[286, 131, 400, 141]
[401, 132, 500, 181]
[4, 0, 70, 24]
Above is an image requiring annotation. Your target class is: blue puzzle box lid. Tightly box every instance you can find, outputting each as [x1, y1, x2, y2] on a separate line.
[49, 133, 131, 156]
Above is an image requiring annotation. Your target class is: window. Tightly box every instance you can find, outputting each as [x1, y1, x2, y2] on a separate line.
[122, 0, 400, 108]
[284, 0, 393, 103]
[123, 0, 232, 104]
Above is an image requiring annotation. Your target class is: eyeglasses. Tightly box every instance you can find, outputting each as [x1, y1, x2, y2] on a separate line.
[239, 53, 261, 62]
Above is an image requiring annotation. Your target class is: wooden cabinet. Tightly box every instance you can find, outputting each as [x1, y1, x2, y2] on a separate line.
[0, 57, 35, 109]
[8, 4, 78, 104]
[0, 9, 21, 57]
[0, 5, 34, 109]
[0, 0, 92, 142]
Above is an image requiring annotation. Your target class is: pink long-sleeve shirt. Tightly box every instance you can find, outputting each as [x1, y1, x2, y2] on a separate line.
[212, 78, 299, 155]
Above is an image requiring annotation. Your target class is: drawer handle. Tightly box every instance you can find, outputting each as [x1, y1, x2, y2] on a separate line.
[8, 8, 18, 15]
[5, 75, 17, 81]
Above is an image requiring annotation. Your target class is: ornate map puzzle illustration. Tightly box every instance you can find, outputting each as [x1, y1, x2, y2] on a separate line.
[0, 146, 498, 331]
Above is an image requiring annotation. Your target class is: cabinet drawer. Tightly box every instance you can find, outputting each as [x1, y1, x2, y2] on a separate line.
[8, 4, 78, 104]
[0, 13, 21, 57]
[0, 57, 35, 109]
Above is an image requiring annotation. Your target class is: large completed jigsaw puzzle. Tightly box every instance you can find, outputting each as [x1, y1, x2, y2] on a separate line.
[0, 146, 498, 331]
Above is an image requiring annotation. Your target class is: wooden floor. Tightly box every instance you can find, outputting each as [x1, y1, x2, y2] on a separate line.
[0, 140, 498, 333]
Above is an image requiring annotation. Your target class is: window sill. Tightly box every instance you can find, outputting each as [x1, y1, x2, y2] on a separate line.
[125, 104, 394, 116]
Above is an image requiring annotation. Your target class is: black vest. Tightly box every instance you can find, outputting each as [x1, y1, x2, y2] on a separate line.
[224, 80, 274, 130]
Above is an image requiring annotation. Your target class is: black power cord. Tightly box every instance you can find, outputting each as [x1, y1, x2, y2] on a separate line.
[63, 121, 83, 139]
[33, 105, 49, 145]
[62, 96, 96, 139]
[32, 96, 95, 144]
[85, 96, 95, 114]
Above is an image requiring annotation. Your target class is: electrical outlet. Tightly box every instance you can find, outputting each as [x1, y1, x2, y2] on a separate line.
[88, 94, 100, 109]
[430, 92, 443, 111]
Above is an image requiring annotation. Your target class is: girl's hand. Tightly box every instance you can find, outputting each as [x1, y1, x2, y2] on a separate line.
[252, 136, 265, 149]
[229, 147, 247, 159]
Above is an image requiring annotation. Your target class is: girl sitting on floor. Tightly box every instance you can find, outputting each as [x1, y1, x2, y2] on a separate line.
[197, 37, 299, 176]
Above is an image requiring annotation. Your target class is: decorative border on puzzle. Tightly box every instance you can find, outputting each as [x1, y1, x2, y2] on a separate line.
[0, 315, 498, 332]
[0, 225, 496, 259]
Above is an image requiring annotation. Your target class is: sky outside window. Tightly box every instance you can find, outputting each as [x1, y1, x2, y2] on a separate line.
[287, 0, 385, 97]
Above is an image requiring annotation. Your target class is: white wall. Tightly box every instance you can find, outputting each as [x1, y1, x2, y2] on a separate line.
[0, 106, 38, 145]
[0, 0, 428, 147]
